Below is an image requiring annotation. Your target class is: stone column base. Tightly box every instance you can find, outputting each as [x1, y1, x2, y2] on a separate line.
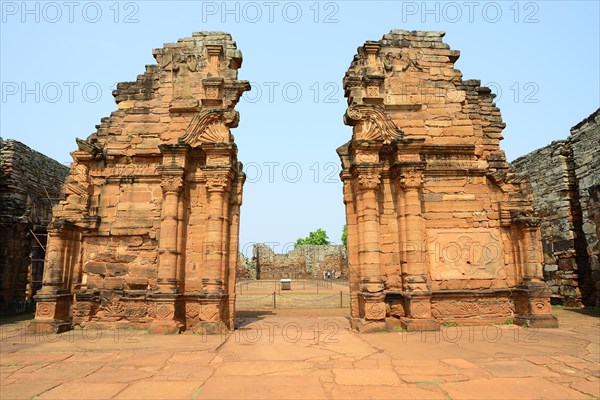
[27, 320, 72, 334]
[27, 293, 72, 334]
[513, 283, 559, 328]
[148, 294, 183, 334]
[183, 293, 228, 334]
[353, 291, 387, 332]
[400, 291, 439, 331]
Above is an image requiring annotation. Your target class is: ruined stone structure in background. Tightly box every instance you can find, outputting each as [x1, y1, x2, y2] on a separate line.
[247, 244, 348, 280]
[236, 252, 252, 280]
[29, 32, 249, 333]
[512, 109, 600, 308]
[338, 30, 558, 331]
[0, 139, 69, 314]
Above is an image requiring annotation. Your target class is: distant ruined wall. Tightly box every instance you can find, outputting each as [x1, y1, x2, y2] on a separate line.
[251, 244, 348, 280]
[512, 108, 600, 307]
[0, 139, 69, 312]
[570, 110, 600, 307]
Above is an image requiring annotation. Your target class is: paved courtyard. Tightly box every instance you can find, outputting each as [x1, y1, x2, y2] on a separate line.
[0, 308, 598, 400]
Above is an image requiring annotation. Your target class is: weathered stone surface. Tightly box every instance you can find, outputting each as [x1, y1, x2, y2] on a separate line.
[245, 244, 348, 280]
[30, 32, 250, 333]
[338, 30, 557, 330]
[0, 139, 69, 314]
[512, 108, 600, 307]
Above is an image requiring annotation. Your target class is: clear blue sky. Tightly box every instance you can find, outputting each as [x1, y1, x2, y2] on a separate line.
[2, 1, 599, 256]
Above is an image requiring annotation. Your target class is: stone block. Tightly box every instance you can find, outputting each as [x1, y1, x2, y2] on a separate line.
[85, 262, 107, 275]
[104, 277, 124, 290]
[105, 263, 129, 277]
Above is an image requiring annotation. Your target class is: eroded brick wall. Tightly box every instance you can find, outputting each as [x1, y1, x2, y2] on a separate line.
[0, 139, 68, 312]
[512, 108, 600, 307]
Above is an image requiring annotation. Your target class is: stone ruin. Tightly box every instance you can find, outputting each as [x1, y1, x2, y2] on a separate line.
[512, 108, 600, 308]
[29, 32, 250, 334]
[249, 244, 348, 280]
[0, 139, 69, 314]
[337, 30, 558, 331]
[29, 30, 563, 334]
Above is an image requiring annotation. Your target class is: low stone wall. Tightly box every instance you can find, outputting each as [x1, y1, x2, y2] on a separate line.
[0, 139, 68, 313]
[247, 243, 348, 280]
[511, 108, 599, 307]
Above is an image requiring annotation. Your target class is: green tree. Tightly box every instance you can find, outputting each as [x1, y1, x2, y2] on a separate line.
[295, 228, 330, 247]
[341, 225, 347, 248]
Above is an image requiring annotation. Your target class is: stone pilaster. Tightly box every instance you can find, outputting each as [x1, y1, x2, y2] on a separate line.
[397, 169, 438, 331]
[157, 174, 183, 293]
[513, 216, 558, 328]
[342, 177, 361, 320]
[352, 166, 386, 331]
[28, 225, 72, 333]
[204, 171, 231, 294]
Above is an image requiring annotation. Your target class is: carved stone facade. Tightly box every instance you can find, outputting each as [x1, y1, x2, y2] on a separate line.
[338, 30, 558, 331]
[512, 108, 600, 308]
[29, 32, 249, 334]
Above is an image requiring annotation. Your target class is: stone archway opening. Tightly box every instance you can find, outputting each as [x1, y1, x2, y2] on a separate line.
[28, 30, 558, 335]
[233, 243, 351, 325]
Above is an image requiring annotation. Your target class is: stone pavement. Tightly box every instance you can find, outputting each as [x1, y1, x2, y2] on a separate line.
[1, 308, 598, 400]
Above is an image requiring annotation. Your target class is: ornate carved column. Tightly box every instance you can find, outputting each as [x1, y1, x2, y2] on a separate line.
[399, 170, 428, 291]
[512, 215, 558, 327]
[353, 168, 386, 329]
[157, 174, 183, 293]
[149, 143, 189, 334]
[397, 169, 438, 331]
[225, 173, 244, 329]
[39, 227, 66, 295]
[204, 172, 231, 294]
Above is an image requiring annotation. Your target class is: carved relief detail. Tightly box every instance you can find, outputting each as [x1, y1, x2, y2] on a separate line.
[207, 174, 230, 192]
[186, 303, 200, 319]
[36, 302, 55, 318]
[431, 299, 514, 319]
[179, 109, 239, 145]
[358, 173, 381, 190]
[160, 175, 183, 194]
[200, 303, 220, 322]
[400, 171, 424, 189]
[345, 104, 403, 143]
[365, 302, 385, 320]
